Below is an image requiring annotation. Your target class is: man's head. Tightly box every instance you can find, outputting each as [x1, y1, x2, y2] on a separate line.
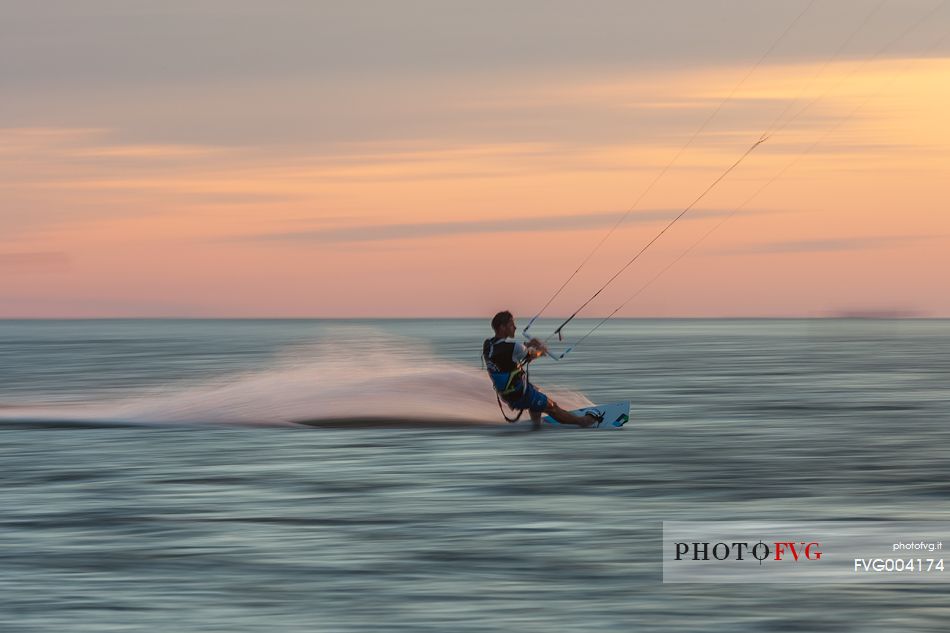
[491, 310, 516, 338]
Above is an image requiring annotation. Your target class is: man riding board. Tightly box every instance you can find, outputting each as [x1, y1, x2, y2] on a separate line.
[482, 311, 601, 429]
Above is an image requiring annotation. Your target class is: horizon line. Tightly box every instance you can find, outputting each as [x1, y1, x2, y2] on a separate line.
[0, 315, 943, 321]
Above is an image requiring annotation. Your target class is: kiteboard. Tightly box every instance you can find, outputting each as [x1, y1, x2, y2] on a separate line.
[542, 400, 630, 429]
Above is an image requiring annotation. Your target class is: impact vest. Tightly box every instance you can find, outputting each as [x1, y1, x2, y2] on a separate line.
[482, 337, 527, 399]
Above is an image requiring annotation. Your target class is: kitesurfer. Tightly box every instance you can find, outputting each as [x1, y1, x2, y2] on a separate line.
[483, 311, 601, 428]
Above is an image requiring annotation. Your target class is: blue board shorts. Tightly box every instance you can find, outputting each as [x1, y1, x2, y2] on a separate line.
[503, 382, 549, 413]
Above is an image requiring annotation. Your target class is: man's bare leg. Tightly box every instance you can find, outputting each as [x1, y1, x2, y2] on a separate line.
[544, 402, 596, 427]
[529, 409, 542, 431]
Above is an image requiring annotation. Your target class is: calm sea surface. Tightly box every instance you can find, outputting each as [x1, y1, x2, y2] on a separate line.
[1, 319, 949, 632]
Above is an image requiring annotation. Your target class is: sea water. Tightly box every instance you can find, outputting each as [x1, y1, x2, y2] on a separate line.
[1, 319, 948, 632]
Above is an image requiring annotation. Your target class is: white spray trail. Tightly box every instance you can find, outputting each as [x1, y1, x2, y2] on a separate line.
[0, 331, 592, 427]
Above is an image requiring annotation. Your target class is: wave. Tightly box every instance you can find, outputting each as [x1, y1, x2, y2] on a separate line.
[0, 331, 592, 428]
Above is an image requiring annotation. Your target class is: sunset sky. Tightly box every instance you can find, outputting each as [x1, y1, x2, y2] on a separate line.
[3, 0, 949, 318]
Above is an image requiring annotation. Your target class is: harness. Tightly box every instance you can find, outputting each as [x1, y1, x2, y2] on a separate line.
[482, 337, 532, 423]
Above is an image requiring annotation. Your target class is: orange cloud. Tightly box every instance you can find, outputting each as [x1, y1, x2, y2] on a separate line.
[2, 56, 949, 317]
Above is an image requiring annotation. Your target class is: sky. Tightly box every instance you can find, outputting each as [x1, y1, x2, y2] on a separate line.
[2, 0, 949, 318]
